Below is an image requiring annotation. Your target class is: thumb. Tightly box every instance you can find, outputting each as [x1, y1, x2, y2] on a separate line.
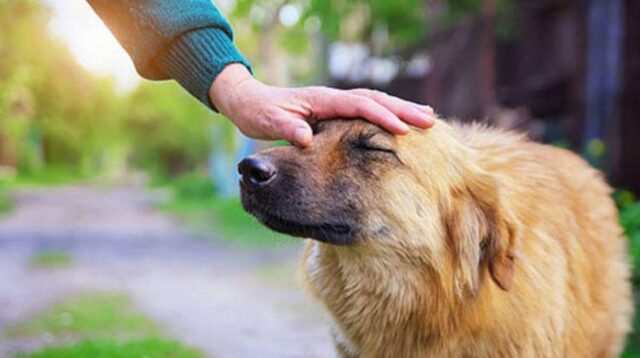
[278, 118, 313, 147]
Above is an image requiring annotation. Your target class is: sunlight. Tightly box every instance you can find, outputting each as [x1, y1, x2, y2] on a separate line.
[45, 0, 140, 93]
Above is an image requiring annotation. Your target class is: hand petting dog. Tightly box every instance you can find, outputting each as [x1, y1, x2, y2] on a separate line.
[209, 64, 435, 146]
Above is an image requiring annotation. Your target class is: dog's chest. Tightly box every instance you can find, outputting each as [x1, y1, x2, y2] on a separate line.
[304, 242, 431, 355]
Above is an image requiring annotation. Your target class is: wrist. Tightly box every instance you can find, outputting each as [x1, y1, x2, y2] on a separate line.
[209, 63, 253, 116]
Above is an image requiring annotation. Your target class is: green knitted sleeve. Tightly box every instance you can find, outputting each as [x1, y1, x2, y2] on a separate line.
[88, 0, 252, 110]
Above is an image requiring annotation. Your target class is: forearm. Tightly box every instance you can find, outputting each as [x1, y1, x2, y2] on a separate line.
[88, 0, 251, 108]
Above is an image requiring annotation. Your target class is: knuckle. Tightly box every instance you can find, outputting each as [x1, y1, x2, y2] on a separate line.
[354, 96, 375, 108]
[351, 88, 384, 99]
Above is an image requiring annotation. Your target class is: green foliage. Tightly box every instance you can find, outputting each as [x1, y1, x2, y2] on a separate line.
[0, 1, 233, 181]
[615, 190, 640, 280]
[624, 309, 640, 358]
[307, 0, 427, 49]
[160, 173, 293, 248]
[20, 338, 203, 358]
[29, 250, 73, 268]
[614, 190, 640, 357]
[123, 82, 220, 178]
[620, 200, 640, 240]
[586, 138, 607, 169]
[0, 1, 126, 177]
[233, 0, 428, 55]
[171, 172, 217, 202]
[232, 0, 516, 56]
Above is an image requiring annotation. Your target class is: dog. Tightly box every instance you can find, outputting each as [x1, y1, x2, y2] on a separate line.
[238, 118, 632, 357]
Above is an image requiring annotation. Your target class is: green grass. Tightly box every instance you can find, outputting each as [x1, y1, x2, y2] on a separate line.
[5, 292, 202, 357]
[616, 190, 640, 356]
[18, 338, 202, 358]
[5, 292, 159, 338]
[162, 194, 294, 248]
[0, 186, 12, 214]
[159, 173, 295, 248]
[29, 251, 73, 268]
[0, 166, 87, 189]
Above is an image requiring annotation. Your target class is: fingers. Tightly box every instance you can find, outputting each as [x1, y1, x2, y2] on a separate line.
[304, 87, 435, 135]
[348, 95, 411, 134]
[234, 112, 312, 147]
[350, 89, 434, 129]
[230, 84, 436, 147]
[307, 88, 411, 134]
[275, 118, 313, 147]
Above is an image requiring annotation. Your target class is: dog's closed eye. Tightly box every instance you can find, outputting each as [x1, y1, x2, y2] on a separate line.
[351, 132, 395, 155]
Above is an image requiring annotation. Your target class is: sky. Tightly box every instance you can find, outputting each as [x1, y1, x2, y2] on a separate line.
[45, 0, 140, 92]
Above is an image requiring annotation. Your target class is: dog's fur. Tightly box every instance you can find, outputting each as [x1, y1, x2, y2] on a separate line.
[240, 119, 632, 357]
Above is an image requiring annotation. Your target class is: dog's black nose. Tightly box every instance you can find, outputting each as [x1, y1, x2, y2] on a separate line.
[238, 156, 277, 186]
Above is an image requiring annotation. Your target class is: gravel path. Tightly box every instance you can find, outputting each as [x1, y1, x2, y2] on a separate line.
[0, 185, 334, 357]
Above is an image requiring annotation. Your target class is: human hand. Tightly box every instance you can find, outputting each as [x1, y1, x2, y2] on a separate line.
[209, 64, 435, 146]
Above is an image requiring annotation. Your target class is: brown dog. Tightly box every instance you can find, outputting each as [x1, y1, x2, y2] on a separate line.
[238, 119, 632, 357]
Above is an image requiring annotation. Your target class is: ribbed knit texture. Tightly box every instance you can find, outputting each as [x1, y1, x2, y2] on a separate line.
[88, 0, 251, 110]
[162, 28, 251, 109]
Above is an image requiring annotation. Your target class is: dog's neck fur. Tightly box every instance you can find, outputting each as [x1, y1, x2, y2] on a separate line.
[304, 240, 508, 357]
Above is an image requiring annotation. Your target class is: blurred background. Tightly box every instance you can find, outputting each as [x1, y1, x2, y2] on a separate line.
[0, 0, 638, 357]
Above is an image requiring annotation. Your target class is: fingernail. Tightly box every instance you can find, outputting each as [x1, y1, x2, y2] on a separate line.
[420, 105, 434, 114]
[412, 108, 434, 126]
[294, 127, 311, 146]
[397, 122, 411, 133]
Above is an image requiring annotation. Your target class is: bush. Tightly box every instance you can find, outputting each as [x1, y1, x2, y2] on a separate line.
[615, 190, 640, 280]
[172, 173, 217, 202]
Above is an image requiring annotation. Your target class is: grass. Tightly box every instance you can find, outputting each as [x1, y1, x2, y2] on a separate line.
[5, 291, 203, 357]
[0, 166, 87, 193]
[29, 251, 73, 268]
[0, 185, 12, 214]
[18, 338, 202, 358]
[13, 166, 87, 186]
[159, 173, 295, 248]
[5, 292, 159, 338]
[162, 195, 294, 248]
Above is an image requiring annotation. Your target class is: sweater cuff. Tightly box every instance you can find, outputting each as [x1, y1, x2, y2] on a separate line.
[162, 27, 252, 111]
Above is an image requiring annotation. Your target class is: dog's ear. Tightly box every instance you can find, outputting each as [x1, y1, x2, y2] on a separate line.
[481, 191, 517, 292]
[445, 171, 517, 295]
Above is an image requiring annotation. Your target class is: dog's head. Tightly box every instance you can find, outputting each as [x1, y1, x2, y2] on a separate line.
[239, 119, 517, 293]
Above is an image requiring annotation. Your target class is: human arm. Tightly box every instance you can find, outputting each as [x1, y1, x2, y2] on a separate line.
[88, 1, 434, 146]
[87, 0, 251, 108]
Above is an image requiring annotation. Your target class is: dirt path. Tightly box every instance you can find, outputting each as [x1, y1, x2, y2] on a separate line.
[0, 185, 334, 357]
